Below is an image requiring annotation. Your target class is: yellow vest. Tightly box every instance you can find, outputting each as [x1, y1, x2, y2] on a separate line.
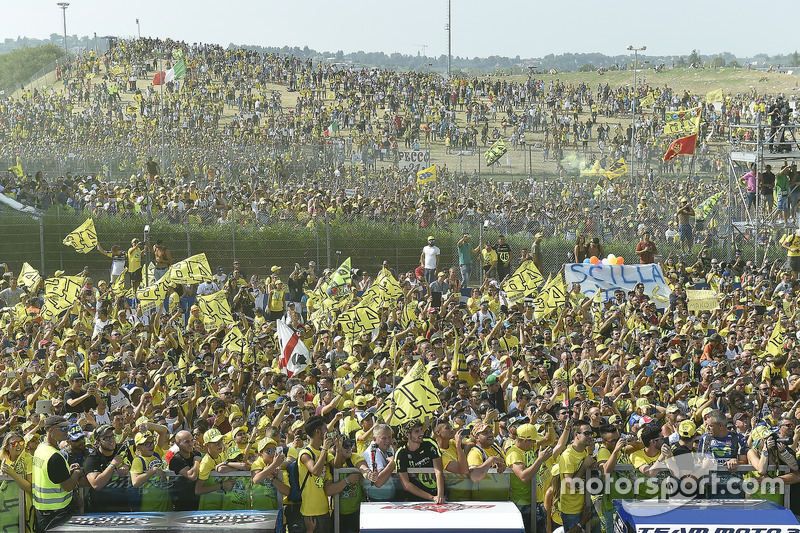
[32, 443, 72, 511]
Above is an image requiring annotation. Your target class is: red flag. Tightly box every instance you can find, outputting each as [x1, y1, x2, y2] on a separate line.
[276, 320, 310, 377]
[152, 71, 167, 85]
[663, 133, 697, 162]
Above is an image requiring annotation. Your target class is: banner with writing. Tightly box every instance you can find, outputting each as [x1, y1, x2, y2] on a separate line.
[564, 263, 671, 309]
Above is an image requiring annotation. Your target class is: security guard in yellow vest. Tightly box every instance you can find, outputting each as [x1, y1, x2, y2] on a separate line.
[32, 416, 83, 532]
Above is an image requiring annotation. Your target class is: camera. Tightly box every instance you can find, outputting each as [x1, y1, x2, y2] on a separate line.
[777, 437, 794, 446]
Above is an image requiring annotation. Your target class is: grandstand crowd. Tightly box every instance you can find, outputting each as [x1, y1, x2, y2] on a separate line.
[2, 38, 800, 533]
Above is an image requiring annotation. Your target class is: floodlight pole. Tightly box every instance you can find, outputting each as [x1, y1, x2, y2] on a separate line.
[136, 18, 141, 39]
[446, 0, 451, 79]
[57, 2, 70, 57]
[627, 45, 646, 181]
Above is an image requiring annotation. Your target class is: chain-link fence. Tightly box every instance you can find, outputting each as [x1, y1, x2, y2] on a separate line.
[0, 183, 731, 288]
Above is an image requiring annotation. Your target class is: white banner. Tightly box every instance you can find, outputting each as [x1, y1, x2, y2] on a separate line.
[686, 289, 719, 311]
[397, 150, 430, 174]
[564, 263, 671, 309]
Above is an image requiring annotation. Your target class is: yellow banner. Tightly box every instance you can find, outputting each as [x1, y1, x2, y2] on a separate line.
[767, 320, 784, 356]
[165, 253, 215, 285]
[686, 290, 719, 312]
[196, 290, 235, 329]
[502, 260, 544, 304]
[602, 158, 628, 180]
[112, 268, 129, 298]
[63, 218, 98, 254]
[640, 93, 655, 108]
[41, 276, 83, 321]
[535, 275, 566, 319]
[416, 165, 437, 186]
[338, 302, 382, 336]
[664, 107, 701, 135]
[18, 262, 41, 291]
[706, 88, 723, 103]
[401, 300, 419, 329]
[222, 326, 248, 353]
[377, 360, 442, 426]
[322, 257, 352, 295]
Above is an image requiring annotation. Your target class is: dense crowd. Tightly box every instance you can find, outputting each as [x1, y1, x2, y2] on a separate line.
[3, 37, 800, 533]
[1, 225, 800, 532]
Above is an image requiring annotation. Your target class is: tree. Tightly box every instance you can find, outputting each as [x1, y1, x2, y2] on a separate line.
[791, 50, 800, 66]
[687, 49, 701, 66]
[578, 63, 596, 72]
[711, 57, 725, 68]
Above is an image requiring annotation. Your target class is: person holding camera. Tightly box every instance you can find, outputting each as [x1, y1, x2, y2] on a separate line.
[748, 425, 799, 505]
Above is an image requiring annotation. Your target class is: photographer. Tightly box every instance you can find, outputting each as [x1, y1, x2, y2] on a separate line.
[748, 425, 798, 505]
[64, 373, 99, 414]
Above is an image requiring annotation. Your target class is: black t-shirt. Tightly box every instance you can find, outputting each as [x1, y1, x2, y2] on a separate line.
[169, 451, 202, 511]
[395, 438, 441, 496]
[496, 243, 512, 264]
[762, 171, 776, 194]
[84, 448, 132, 512]
[287, 273, 307, 302]
[63, 389, 98, 413]
[47, 451, 71, 485]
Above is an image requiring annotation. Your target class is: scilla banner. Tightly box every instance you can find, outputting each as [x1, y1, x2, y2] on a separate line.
[564, 263, 671, 309]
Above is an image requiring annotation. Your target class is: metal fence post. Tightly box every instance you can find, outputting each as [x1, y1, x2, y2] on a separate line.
[530, 472, 537, 533]
[231, 205, 237, 262]
[325, 212, 331, 269]
[57, 205, 64, 270]
[333, 468, 340, 533]
[186, 218, 191, 257]
[39, 216, 45, 273]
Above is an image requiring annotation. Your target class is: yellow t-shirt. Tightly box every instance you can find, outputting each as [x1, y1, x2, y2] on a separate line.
[250, 456, 279, 510]
[198, 451, 227, 510]
[629, 449, 661, 499]
[298, 446, 333, 516]
[505, 444, 539, 506]
[467, 444, 506, 500]
[128, 247, 143, 272]
[558, 444, 589, 514]
[130, 450, 170, 511]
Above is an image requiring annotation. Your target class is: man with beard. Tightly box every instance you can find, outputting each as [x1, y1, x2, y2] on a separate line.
[395, 420, 445, 503]
[84, 424, 132, 512]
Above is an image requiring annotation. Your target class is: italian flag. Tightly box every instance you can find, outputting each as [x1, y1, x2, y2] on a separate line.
[153, 59, 186, 85]
[323, 120, 338, 136]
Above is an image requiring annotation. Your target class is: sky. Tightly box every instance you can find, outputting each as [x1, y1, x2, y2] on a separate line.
[2, 0, 797, 60]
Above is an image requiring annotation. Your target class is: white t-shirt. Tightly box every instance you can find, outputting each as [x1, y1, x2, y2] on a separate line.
[422, 245, 440, 269]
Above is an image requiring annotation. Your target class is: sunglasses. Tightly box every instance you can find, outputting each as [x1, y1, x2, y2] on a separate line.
[579, 430, 594, 436]
[7, 441, 23, 449]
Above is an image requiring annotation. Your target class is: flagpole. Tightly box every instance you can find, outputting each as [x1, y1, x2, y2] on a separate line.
[159, 49, 164, 178]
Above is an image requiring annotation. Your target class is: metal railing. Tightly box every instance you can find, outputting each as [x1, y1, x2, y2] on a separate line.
[2, 462, 793, 532]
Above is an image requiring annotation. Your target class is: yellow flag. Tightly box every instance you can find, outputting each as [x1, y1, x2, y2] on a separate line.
[126, 106, 138, 115]
[9, 158, 23, 178]
[18, 262, 41, 291]
[40, 276, 83, 321]
[767, 320, 784, 356]
[640, 92, 655, 108]
[664, 107, 702, 135]
[63, 218, 98, 254]
[502, 259, 544, 304]
[338, 301, 382, 336]
[165, 253, 215, 285]
[416, 165, 437, 186]
[706, 89, 723, 103]
[376, 360, 442, 426]
[536, 275, 566, 319]
[112, 268, 129, 298]
[222, 326, 248, 353]
[401, 300, 419, 329]
[196, 290, 235, 329]
[601, 158, 628, 180]
[322, 257, 353, 296]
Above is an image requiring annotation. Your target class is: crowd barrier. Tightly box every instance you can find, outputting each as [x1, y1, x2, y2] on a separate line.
[0, 464, 792, 533]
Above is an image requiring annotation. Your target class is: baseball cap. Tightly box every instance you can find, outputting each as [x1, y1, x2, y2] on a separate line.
[68, 424, 85, 441]
[257, 438, 277, 452]
[485, 374, 499, 386]
[517, 424, 538, 440]
[134, 431, 154, 445]
[471, 422, 492, 437]
[69, 372, 84, 381]
[93, 424, 113, 440]
[203, 428, 224, 444]
[678, 420, 697, 438]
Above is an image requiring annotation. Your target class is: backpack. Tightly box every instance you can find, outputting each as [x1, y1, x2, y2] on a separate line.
[286, 447, 316, 503]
